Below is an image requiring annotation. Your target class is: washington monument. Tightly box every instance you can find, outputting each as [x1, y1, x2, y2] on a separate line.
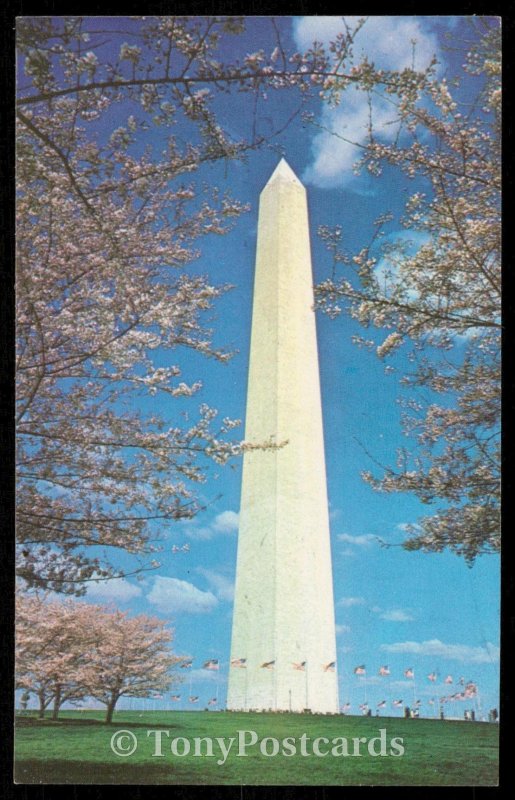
[227, 159, 339, 713]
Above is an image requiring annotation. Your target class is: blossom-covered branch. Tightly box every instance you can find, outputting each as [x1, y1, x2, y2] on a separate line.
[16, 16, 347, 592]
[313, 18, 500, 561]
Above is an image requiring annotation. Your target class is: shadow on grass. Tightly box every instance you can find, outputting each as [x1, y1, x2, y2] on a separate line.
[13, 756, 499, 787]
[15, 716, 180, 730]
[15, 759, 238, 786]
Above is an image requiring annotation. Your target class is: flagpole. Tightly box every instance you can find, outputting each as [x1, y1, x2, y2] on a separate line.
[305, 661, 309, 711]
[363, 672, 368, 706]
[244, 662, 248, 712]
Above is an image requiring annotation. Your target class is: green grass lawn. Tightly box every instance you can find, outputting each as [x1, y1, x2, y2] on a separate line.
[14, 710, 498, 786]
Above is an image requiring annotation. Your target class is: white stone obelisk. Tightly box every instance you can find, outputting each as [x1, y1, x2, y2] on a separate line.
[227, 159, 339, 713]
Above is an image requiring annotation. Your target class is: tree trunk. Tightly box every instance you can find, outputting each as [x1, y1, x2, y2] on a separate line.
[105, 696, 118, 724]
[38, 692, 46, 719]
[51, 684, 61, 721]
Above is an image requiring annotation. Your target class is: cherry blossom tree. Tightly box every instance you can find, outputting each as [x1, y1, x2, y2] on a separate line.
[15, 592, 181, 722]
[15, 16, 340, 594]
[312, 18, 501, 561]
[16, 593, 100, 719]
[84, 608, 181, 723]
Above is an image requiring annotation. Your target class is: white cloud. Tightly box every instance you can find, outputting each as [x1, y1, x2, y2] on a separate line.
[147, 576, 218, 614]
[335, 624, 351, 635]
[293, 16, 441, 188]
[294, 16, 438, 71]
[294, 16, 348, 52]
[303, 89, 396, 187]
[86, 578, 142, 603]
[181, 525, 214, 541]
[182, 509, 239, 540]
[379, 609, 415, 622]
[196, 567, 235, 602]
[337, 596, 366, 608]
[211, 510, 239, 533]
[380, 639, 500, 664]
[337, 533, 377, 547]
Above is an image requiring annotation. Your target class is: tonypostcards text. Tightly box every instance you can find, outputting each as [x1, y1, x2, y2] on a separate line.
[110, 728, 405, 764]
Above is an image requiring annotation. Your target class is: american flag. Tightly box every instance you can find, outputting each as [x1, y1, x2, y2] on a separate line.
[427, 672, 437, 682]
[189, 696, 199, 703]
[323, 661, 336, 672]
[379, 665, 390, 676]
[359, 703, 369, 711]
[203, 659, 219, 671]
[208, 697, 217, 706]
[292, 661, 306, 671]
[342, 702, 351, 712]
[377, 700, 387, 709]
[230, 658, 247, 668]
[260, 660, 275, 670]
[392, 699, 403, 707]
[354, 665, 366, 675]
[413, 699, 421, 707]
[404, 668, 414, 679]
[180, 659, 193, 669]
[444, 675, 453, 684]
[428, 698, 435, 705]
[170, 695, 181, 701]
[465, 682, 478, 698]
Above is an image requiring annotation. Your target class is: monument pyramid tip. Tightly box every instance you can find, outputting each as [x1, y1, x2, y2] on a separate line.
[265, 158, 303, 187]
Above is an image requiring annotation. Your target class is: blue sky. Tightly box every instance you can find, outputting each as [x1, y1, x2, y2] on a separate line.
[26, 16, 499, 717]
